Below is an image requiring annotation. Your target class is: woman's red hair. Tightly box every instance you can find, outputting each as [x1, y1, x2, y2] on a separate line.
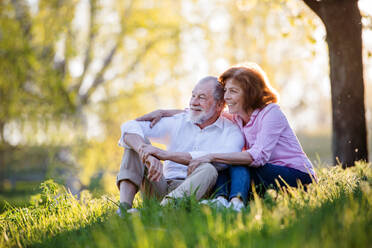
[219, 63, 278, 110]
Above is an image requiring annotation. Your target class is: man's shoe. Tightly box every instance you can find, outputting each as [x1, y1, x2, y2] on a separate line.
[116, 202, 132, 217]
[160, 196, 173, 206]
[127, 208, 139, 214]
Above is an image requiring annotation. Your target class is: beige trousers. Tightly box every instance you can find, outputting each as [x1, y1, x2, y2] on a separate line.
[116, 148, 218, 201]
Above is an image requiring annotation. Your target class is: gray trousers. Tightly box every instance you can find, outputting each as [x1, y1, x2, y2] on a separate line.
[116, 148, 218, 201]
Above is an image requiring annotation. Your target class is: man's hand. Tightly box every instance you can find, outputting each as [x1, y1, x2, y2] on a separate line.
[138, 144, 164, 163]
[145, 155, 163, 182]
[136, 109, 184, 128]
[136, 110, 165, 128]
[187, 155, 213, 175]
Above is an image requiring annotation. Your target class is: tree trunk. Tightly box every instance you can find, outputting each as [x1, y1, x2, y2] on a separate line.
[303, 0, 368, 167]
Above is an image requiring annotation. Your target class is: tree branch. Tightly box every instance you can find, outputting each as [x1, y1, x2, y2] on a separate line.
[69, 0, 98, 93]
[79, 0, 97, 87]
[73, 0, 137, 101]
[78, 43, 118, 105]
[78, 30, 178, 106]
[11, 0, 31, 38]
[121, 30, 180, 78]
[62, 28, 73, 81]
[120, 0, 137, 32]
[76, 0, 179, 107]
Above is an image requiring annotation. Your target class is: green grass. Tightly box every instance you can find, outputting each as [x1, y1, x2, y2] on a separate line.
[0, 181, 42, 213]
[1, 162, 371, 248]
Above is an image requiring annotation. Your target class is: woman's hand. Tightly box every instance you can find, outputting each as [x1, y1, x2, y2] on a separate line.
[187, 154, 213, 175]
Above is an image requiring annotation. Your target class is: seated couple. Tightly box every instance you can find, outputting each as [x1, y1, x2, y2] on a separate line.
[116, 63, 316, 214]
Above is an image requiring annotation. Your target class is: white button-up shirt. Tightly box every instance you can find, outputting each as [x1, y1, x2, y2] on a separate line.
[119, 112, 245, 180]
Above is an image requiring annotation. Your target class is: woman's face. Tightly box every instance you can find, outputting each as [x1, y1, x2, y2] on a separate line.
[224, 79, 245, 115]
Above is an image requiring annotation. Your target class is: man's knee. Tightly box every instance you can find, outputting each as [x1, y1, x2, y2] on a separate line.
[116, 168, 143, 190]
[117, 147, 147, 189]
[123, 147, 140, 160]
[118, 179, 138, 191]
[197, 163, 218, 181]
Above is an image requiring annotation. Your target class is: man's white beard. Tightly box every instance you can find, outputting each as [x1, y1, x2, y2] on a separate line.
[189, 105, 216, 125]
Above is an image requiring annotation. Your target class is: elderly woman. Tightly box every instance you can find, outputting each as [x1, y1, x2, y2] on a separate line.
[139, 63, 316, 211]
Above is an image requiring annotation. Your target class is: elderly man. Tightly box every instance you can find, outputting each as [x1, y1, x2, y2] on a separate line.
[117, 76, 244, 214]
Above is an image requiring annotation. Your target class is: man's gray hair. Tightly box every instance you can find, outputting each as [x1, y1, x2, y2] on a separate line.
[199, 76, 225, 102]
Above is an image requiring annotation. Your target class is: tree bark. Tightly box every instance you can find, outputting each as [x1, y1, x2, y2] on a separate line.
[303, 0, 368, 167]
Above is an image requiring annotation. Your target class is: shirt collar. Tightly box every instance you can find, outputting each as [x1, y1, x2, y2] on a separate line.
[250, 108, 260, 120]
[233, 108, 260, 128]
[211, 115, 224, 129]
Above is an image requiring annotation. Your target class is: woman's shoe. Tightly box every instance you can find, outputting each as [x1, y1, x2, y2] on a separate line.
[201, 196, 230, 208]
[229, 198, 245, 212]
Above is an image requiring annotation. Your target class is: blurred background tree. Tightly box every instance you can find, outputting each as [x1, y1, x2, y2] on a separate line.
[0, 0, 183, 196]
[0, 0, 371, 207]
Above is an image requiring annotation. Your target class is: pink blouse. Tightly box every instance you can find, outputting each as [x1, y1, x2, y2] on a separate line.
[232, 103, 316, 177]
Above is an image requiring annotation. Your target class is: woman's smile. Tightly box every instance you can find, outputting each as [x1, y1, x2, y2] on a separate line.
[224, 79, 245, 115]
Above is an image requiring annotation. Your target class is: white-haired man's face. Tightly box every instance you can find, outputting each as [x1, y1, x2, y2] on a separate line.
[189, 81, 218, 125]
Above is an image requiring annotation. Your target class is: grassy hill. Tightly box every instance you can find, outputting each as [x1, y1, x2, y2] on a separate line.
[1, 162, 371, 248]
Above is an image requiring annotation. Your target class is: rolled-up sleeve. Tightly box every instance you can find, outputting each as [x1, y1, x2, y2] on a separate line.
[246, 107, 286, 167]
[118, 115, 180, 148]
[118, 120, 146, 148]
